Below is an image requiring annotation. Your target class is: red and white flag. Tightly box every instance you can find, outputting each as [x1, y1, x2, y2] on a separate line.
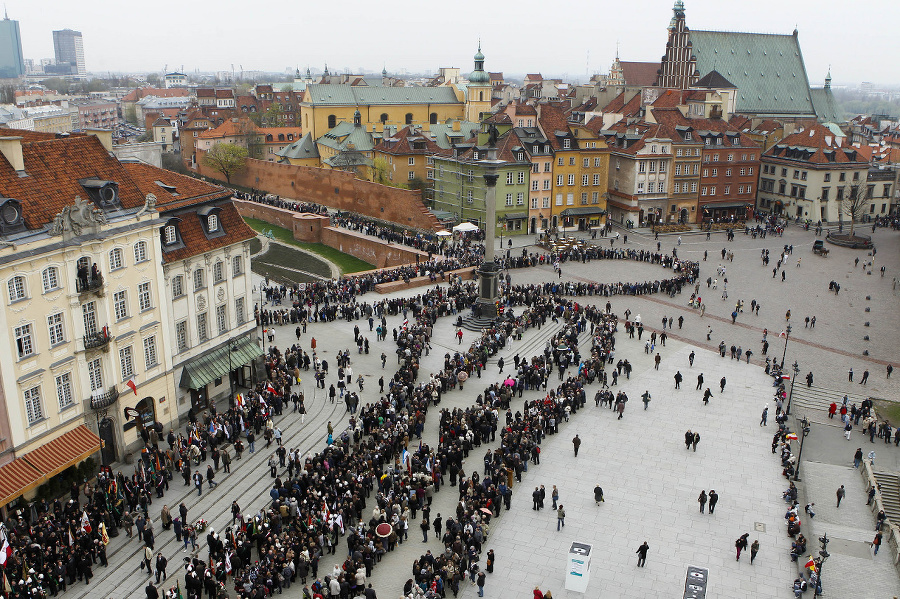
[126, 377, 137, 395]
[0, 528, 12, 566]
[80, 511, 92, 534]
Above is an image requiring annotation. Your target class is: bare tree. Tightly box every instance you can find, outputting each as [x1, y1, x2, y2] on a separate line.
[839, 183, 871, 238]
[202, 143, 248, 184]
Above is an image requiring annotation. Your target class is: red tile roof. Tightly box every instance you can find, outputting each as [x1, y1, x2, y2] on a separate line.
[373, 126, 450, 157]
[162, 202, 255, 263]
[620, 61, 660, 87]
[537, 104, 573, 151]
[122, 87, 190, 103]
[767, 123, 865, 165]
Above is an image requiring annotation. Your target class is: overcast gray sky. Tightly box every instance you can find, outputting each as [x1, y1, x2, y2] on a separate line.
[12, 0, 899, 85]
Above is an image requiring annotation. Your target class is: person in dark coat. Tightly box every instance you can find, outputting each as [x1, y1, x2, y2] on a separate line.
[145, 582, 159, 599]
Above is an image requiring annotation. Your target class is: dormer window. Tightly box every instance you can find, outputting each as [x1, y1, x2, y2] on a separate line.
[160, 218, 185, 251]
[155, 180, 178, 196]
[79, 179, 121, 210]
[563, 139, 571, 149]
[685, 132, 692, 141]
[0, 197, 25, 235]
[164, 225, 177, 244]
[197, 207, 225, 239]
[208, 214, 219, 232]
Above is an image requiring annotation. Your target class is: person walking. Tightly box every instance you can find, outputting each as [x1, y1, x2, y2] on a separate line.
[142, 544, 153, 576]
[760, 405, 768, 426]
[688, 351, 695, 366]
[860, 370, 870, 385]
[720, 377, 727, 393]
[154, 553, 167, 584]
[641, 390, 651, 410]
[698, 490, 707, 513]
[476, 570, 486, 597]
[674, 371, 682, 389]
[551, 485, 559, 510]
[556, 505, 566, 531]
[708, 490, 718, 514]
[572, 434, 581, 457]
[873, 531, 883, 555]
[854, 448, 863, 468]
[420, 518, 429, 543]
[696, 373, 704, 390]
[836, 485, 846, 507]
[702, 388, 712, 405]
[735, 533, 749, 561]
[692, 432, 700, 452]
[594, 485, 604, 505]
[636, 541, 650, 567]
[684, 430, 693, 451]
[750, 540, 759, 564]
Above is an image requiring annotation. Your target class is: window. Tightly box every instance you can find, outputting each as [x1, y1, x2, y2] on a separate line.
[516, 193, 524, 205]
[232, 256, 243, 276]
[746, 184, 752, 195]
[8, 275, 25, 302]
[582, 174, 589, 186]
[47, 313, 65, 346]
[137, 282, 152, 311]
[673, 183, 680, 193]
[515, 171, 524, 184]
[739, 168, 746, 176]
[558, 157, 564, 166]
[110, 290, 127, 321]
[83, 302, 97, 335]
[109, 248, 124, 271]
[701, 187, 707, 196]
[703, 155, 710, 163]
[580, 193, 588, 205]
[505, 193, 513, 207]
[235, 297, 246, 325]
[531, 198, 538, 209]
[594, 158, 601, 168]
[467, 170, 474, 183]
[591, 192, 599, 204]
[593, 174, 600, 185]
[55, 373, 73, 410]
[821, 188, 830, 201]
[175, 320, 189, 352]
[408, 157, 415, 166]
[839, 172, 846, 182]
[557, 175, 564, 186]
[42, 267, 60, 292]
[702, 169, 708, 178]
[207, 214, 219, 233]
[676, 149, 683, 157]
[555, 194, 563, 206]
[567, 174, 575, 186]
[119, 346, 134, 379]
[566, 194, 574, 205]
[712, 154, 719, 162]
[532, 180, 539, 191]
[690, 182, 697, 193]
[213, 261, 224, 283]
[793, 170, 799, 180]
[24, 387, 43, 424]
[824, 173, 831, 182]
[727, 154, 734, 162]
[172, 275, 184, 298]
[649, 161, 656, 173]
[710, 186, 716, 195]
[639, 162, 646, 174]
[615, 159, 620, 171]
[704, 138, 711, 146]
[675, 165, 682, 176]
[712, 169, 718, 177]
[542, 197, 550, 209]
[659, 162, 667, 173]
[197, 312, 208, 342]
[545, 162, 551, 172]
[637, 183, 645, 194]
[466, 190, 473, 203]
[583, 158, 590, 168]
[133, 241, 148, 263]
[748, 167, 753, 176]
[143, 336, 158, 369]
[563, 139, 571, 149]
[504, 172, 513, 185]
[884, 184, 891, 197]
[194, 269, 205, 291]
[779, 182, 786, 195]
[15, 323, 34, 358]
[87, 358, 103, 392]
[543, 179, 551, 190]
[569, 157, 576, 166]
[724, 185, 731, 195]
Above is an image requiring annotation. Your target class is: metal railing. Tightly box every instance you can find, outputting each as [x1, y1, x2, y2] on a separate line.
[76, 274, 104, 294]
[83, 329, 111, 351]
[89, 386, 119, 410]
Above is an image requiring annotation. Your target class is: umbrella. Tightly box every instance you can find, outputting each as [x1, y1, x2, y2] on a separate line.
[457, 371, 468, 382]
[479, 508, 492, 516]
[503, 378, 515, 387]
[557, 344, 569, 351]
[785, 433, 798, 441]
[375, 523, 393, 538]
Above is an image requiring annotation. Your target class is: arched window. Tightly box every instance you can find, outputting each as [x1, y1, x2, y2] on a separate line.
[479, 91, 484, 101]
[430, 112, 438, 125]
[327, 114, 337, 128]
[133, 240, 148, 263]
[109, 248, 124, 271]
[266, 134, 273, 142]
[241, 105, 248, 113]
[42, 266, 60, 292]
[380, 113, 388, 124]
[405, 113, 413, 125]
[278, 134, 285, 141]
[7, 275, 26, 302]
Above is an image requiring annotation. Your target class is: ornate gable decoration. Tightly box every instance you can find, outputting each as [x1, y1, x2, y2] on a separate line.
[49, 195, 108, 238]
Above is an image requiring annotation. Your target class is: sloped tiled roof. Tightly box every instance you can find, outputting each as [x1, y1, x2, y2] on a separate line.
[766, 123, 865, 165]
[162, 203, 254, 263]
[426, 121, 481, 149]
[0, 134, 147, 231]
[122, 87, 189, 102]
[689, 30, 816, 116]
[373, 126, 449, 157]
[694, 70, 736, 89]
[620, 61, 661, 87]
[277, 133, 320, 160]
[197, 118, 255, 140]
[304, 84, 459, 106]
[810, 87, 843, 124]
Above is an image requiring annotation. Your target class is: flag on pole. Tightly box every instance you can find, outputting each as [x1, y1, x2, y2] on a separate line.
[100, 522, 109, 546]
[126, 377, 137, 395]
[804, 556, 816, 571]
[0, 528, 12, 566]
[225, 552, 232, 574]
[3, 572, 11, 594]
[176, 581, 184, 599]
[80, 511, 92, 534]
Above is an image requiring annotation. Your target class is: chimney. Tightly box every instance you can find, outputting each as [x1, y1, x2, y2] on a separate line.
[86, 128, 113, 152]
[452, 121, 461, 132]
[0, 137, 25, 173]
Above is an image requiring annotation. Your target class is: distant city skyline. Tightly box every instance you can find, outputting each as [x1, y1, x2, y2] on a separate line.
[8, 0, 900, 85]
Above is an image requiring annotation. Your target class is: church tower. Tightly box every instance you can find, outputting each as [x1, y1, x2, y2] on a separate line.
[465, 42, 493, 122]
[657, 0, 699, 89]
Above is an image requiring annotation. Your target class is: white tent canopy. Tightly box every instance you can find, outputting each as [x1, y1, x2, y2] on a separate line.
[452, 222, 480, 233]
[435, 230, 452, 237]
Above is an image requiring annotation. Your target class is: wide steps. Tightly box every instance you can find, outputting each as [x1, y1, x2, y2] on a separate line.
[873, 471, 900, 522]
[788, 383, 872, 415]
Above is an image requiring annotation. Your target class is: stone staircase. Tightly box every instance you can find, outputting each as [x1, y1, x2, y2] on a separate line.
[787, 384, 872, 426]
[873, 471, 900, 522]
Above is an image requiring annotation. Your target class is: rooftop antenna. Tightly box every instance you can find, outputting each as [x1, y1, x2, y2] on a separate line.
[3, 5, 7, 20]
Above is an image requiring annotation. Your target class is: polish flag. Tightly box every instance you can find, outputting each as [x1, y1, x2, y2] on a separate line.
[0, 530, 12, 566]
[126, 377, 137, 395]
[80, 511, 92, 534]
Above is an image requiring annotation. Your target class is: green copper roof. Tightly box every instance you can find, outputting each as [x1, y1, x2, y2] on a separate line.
[689, 30, 816, 117]
[810, 87, 844, 123]
[277, 132, 319, 160]
[304, 84, 459, 106]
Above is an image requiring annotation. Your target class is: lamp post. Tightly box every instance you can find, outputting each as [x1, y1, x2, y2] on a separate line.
[792, 416, 811, 481]
[228, 342, 238, 406]
[786, 360, 800, 415]
[780, 324, 792, 369]
[814, 533, 829, 597]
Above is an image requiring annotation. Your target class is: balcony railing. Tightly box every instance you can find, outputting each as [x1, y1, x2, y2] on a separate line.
[90, 386, 119, 410]
[83, 328, 111, 351]
[76, 274, 104, 294]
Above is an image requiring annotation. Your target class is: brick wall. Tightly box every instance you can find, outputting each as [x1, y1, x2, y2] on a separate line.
[194, 153, 443, 231]
[234, 200, 427, 269]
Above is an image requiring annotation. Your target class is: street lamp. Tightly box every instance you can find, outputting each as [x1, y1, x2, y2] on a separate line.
[786, 361, 800, 415]
[780, 324, 792, 369]
[228, 342, 239, 406]
[814, 533, 830, 598]
[792, 416, 810, 481]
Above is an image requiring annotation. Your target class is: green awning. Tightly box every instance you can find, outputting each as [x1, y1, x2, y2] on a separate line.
[561, 207, 607, 217]
[179, 337, 261, 390]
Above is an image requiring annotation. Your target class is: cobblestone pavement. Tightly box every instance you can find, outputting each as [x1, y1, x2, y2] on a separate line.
[74, 223, 899, 599]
